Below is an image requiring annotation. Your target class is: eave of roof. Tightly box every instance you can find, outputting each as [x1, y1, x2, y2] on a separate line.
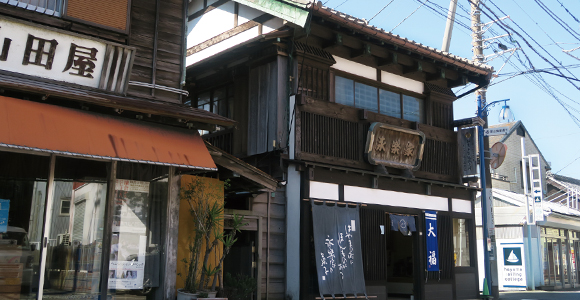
[310, 4, 494, 76]
[0, 71, 235, 128]
[206, 142, 279, 191]
[490, 121, 551, 170]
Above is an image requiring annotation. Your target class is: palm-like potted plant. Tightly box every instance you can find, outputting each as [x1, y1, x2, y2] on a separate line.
[177, 177, 245, 300]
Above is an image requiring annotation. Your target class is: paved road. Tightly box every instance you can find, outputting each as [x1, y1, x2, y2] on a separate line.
[499, 290, 580, 300]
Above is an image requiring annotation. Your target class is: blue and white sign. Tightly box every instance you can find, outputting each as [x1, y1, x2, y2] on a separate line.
[498, 241, 526, 290]
[425, 211, 439, 271]
[0, 199, 9, 233]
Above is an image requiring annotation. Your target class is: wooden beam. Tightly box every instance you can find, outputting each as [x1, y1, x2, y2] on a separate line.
[448, 75, 468, 88]
[427, 68, 446, 82]
[377, 52, 397, 67]
[403, 60, 423, 75]
[351, 43, 371, 59]
[186, 14, 274, 56]
[322, 33, 343, 50]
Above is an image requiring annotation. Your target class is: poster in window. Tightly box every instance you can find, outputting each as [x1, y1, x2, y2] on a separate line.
[109, 234, 147, 289]
[109, 179, 150, 289]
[113, 180, 149, 234]
[0, 199, 9, 233]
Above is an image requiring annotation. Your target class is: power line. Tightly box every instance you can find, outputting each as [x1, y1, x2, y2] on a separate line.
[555, 155, 580, 174]
[533, 0, 580, 42]
[557, 0, 580, 24]
[391, 0, 429, 32]
[473, 0, 580, 127]
[368, 0, 397, 22]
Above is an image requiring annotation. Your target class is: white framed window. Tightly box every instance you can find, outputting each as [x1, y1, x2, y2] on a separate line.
[60, 197, 71, 215]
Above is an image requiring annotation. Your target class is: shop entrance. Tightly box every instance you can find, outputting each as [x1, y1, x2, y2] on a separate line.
[386, 215, 416, 300]
[360, 207, 418, 300]
[0, 151, 170, 300]
[544, 238, 563, 287]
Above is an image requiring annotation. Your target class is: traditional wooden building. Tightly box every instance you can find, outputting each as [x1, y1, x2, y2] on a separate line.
[0, 1, 282, 300]
[184, 1, 494, 300]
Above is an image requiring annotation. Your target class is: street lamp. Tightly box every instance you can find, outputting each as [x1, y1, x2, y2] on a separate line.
[478, 95, 512, 296]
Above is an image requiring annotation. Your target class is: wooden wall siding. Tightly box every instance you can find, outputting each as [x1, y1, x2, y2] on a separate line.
[455, 272, 478, 299]
[203, 129, 234, 154]
[296, 97, 459, 182]
[254, 190, 287, 300]
[424, 284, 453, 300]
[300, 111, 361, 161]
[248, 61, 280, 156]
[418, 139, 457, 179]
[360, 207, 387, 281]
[127, 0, 184, 103]
[431, 101, 453, 130]
[297, 63, 329, 101]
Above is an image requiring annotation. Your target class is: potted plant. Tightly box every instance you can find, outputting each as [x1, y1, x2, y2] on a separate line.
[177, 177, 245, 300]
[222, 272, 257, 300]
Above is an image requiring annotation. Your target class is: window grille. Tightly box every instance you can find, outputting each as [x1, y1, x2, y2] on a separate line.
[0, 0, 63, 16]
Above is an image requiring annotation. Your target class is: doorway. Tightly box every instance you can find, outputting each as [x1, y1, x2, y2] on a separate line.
[360, 207, 418, 300]
[386, 215, 415, 299]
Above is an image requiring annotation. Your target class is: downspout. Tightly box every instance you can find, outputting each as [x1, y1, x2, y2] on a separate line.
[181, 0, 189, 103]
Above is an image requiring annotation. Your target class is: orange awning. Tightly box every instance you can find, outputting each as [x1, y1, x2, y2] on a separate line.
[0, 96, 216, 170]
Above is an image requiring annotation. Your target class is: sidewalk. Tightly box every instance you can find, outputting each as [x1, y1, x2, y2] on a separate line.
[498, 290, 580, 300]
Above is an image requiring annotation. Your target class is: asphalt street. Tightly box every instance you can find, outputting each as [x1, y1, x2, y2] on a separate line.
[499, 290, 580, 300]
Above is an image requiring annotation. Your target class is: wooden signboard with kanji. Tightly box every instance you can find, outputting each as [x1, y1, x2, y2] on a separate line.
[364, 122, 425, 170]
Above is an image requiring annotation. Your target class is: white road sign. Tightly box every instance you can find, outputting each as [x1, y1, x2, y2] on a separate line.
[484, 127, 509, 136]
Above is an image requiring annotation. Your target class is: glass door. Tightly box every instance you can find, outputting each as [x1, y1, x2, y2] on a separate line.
[41, 157, 109, 299]
[0, 151, 51, 299]
[553, 239, 562, 286]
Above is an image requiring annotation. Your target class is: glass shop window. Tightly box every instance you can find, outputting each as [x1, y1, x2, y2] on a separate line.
[0, 150, 51, 300]
[108, 162, 169, 299]
[334, 75, 424, 123]
[453, 218, 471, 267]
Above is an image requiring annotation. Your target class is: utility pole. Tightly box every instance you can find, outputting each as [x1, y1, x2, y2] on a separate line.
[471, 0, 499, 298]
[442, 0, 458, 52]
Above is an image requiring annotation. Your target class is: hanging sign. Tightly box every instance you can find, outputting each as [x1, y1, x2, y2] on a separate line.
[425, 211, 439, 272]
[365, 122, 425, 170]
[311, 202, 367, 298]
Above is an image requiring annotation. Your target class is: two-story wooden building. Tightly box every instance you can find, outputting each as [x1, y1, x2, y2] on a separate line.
[184, 1, 494, 300]
[0, 1, 283, 300]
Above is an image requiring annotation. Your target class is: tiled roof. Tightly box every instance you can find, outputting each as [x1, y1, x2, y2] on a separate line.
[310, 3, 494, 76]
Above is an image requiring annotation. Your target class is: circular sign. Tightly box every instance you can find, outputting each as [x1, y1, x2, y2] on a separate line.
[490, 142, 507, 169]
[398, 218, 411, 236]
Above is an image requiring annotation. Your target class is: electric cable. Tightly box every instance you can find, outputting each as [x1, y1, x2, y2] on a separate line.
[557, 0, 580, 24]
[368, 0, 397, 22]
[391, 0, 429, 32]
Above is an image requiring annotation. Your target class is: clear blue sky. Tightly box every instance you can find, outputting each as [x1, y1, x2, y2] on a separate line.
[321, 0, 580, 180]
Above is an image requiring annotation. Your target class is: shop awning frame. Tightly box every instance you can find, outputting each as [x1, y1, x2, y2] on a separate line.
[0, 96, 217, 170]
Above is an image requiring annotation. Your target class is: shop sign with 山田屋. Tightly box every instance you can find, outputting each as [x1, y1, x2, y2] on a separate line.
[0, 16, 134, 93]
